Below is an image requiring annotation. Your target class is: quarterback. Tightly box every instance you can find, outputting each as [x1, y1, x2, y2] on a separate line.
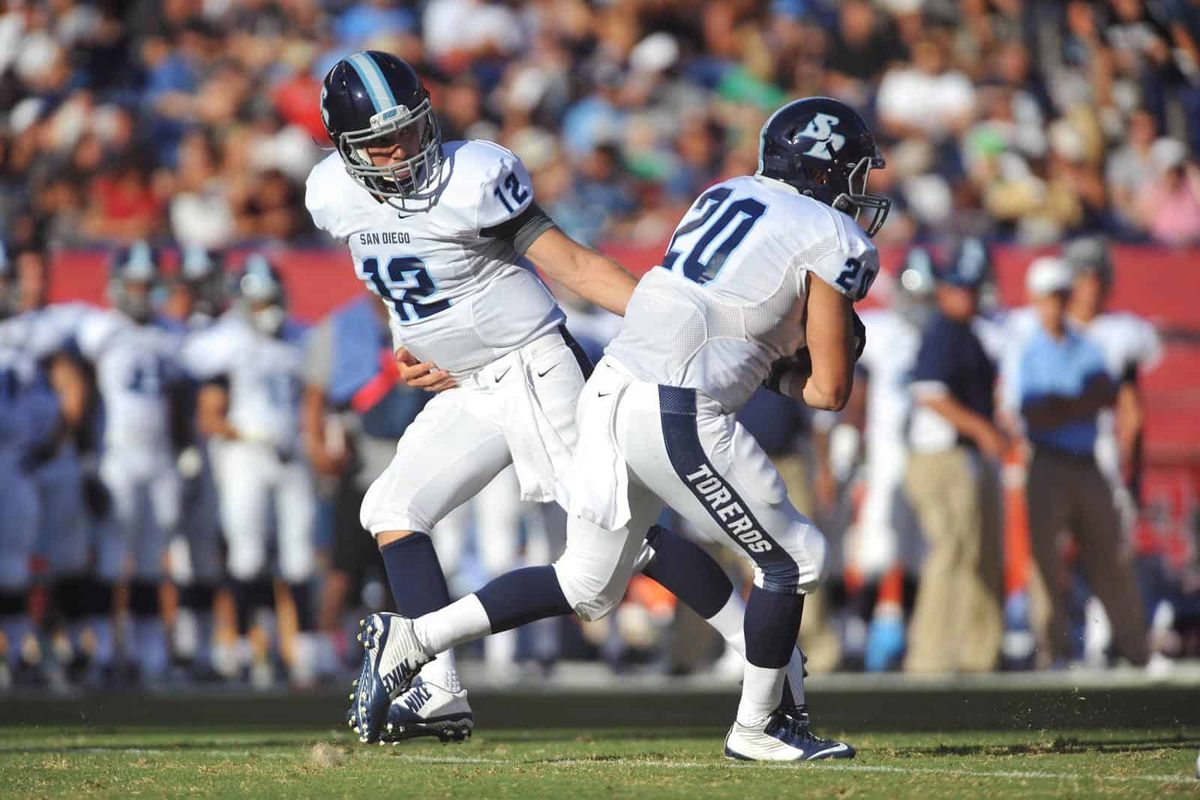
[359, 97, 889, 760]
[308, 51, 836, 752]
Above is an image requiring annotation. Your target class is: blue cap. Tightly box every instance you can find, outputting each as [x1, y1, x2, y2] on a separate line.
[937, 237, 991, 290]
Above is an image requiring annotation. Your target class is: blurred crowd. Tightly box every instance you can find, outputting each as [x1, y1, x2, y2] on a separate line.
[3, 0, 1200, 256]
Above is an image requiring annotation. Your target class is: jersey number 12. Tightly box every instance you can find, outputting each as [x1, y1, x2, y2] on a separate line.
[362, 257, 451, 323]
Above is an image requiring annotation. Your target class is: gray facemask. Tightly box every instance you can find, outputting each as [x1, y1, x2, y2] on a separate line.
[252, 305, 286, 336]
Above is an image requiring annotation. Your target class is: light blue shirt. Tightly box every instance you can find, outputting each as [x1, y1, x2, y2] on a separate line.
[1017, 326, 1108, 456]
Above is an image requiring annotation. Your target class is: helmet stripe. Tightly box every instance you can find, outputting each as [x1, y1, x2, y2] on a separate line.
[347, 52, 398, 114]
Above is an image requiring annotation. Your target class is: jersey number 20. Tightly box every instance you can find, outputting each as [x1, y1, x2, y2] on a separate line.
[361, 257, 451, 323]
[663, 187, 767, 285]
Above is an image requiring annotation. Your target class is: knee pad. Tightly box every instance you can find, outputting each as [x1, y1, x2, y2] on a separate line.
[359, 476, 428, 536]
[552, 557, 621, 623]
[128, 580, 160, 617]
[758, 520, 828, 594]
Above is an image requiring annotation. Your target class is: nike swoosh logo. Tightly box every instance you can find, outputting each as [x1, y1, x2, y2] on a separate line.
[597, 391, 612, 398]
[494, 367, 511, 383]
[806, 743, 849, 759]
[536, 363, 558, 378]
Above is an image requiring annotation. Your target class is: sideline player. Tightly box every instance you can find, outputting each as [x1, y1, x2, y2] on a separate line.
[0, 244, 43, 686]
[309, 52, 832, 749]
[848, 247, 936, 670]
[77, 243, 186, 684]
[184, 255, 318, 687]
[164, 246, 228, 680]
[1062, 238, 1161, 530]
[7, 246, 93, 683]
[366, 97, 887, 760]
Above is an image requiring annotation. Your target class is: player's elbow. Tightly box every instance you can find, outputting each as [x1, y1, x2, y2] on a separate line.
[803, 373, 851, 411]
[808, 390, 849, 412]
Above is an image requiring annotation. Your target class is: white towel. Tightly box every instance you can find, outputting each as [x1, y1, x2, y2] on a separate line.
[502, 356, 572, 505]
[565, 361, 632, 530]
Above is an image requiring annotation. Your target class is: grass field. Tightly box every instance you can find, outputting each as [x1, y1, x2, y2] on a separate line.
[1, 725, 1197, 799]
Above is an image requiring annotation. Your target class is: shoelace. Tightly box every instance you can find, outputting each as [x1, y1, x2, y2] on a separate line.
[778, 708, 830, 746]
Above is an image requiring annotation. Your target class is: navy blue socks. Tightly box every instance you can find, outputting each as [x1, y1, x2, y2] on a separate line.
[379, 532, 452, 618]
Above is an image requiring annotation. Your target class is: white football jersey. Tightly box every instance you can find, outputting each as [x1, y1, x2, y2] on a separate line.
[0, 305, 96, 451]
[1079, 311, 1161, 479]
[606, 175, 879, 410]
[1080, 312, 1162, 380]
[857, 308, 921, 458]
[182, 314, 308, 450]
[78, 310, 184, 452]
[305, 140, 564, 378]
[0, 314, 42, 450]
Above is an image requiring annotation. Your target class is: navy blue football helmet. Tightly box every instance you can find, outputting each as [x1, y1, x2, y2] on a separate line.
[178, 245, 229, 317]
[758, 97, 890, 236]
[236, 253, 288, 335]
[321, 51, 442, 204]
[108, 241, 162, 323]
[941, 236, 992, 290]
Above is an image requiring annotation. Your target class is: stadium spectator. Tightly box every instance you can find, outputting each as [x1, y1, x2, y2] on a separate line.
[1134, 138, 1200, 245]
[1013, 256, 1149, 668]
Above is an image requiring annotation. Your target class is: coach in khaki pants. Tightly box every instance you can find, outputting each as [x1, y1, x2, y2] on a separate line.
[1014, 257, 1148, 668]
[903, 246, 1006, 674]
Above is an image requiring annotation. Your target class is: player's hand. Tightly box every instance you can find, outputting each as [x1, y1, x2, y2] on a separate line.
[400, 360, 457, 392]
[850, 309, 866, 362]
[394, 348, 457, 392]
[977, 425, 1010, 460]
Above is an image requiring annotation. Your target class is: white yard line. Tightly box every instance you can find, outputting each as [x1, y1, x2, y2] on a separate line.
[388, 753, 1197, 784]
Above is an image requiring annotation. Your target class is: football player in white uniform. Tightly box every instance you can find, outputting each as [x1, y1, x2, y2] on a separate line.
[311, 52, 828, 748]
[368, 97, 888, 761]
[849, 247, 936, 670]
[77, 243, 186, 684]
[0, 244, 42, 686]
[164, 246, 228, 680]
[184, 255, 318, 687]
[6, 246, 92, 685]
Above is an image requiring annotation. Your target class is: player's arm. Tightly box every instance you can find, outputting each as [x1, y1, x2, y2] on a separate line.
[796, 275, 855, 411]
[524, 226, 638, 317]
[1115, 364, 1145, 460]
[48, 353, 87, 430]
[1021, 371, 1117, 432]
[20, 353, 89, 470]
[196, 379, 238, 440]
[302, 384, 348, 476]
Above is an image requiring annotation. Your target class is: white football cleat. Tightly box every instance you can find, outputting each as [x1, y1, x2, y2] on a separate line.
[382, 676, 474, 743]
[347, 613, 431, 744]
[724, 708, 855, 761]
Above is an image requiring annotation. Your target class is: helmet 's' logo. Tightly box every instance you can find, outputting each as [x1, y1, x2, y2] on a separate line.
[800, 113, 844, 161]
[320, 85, 330, 129]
